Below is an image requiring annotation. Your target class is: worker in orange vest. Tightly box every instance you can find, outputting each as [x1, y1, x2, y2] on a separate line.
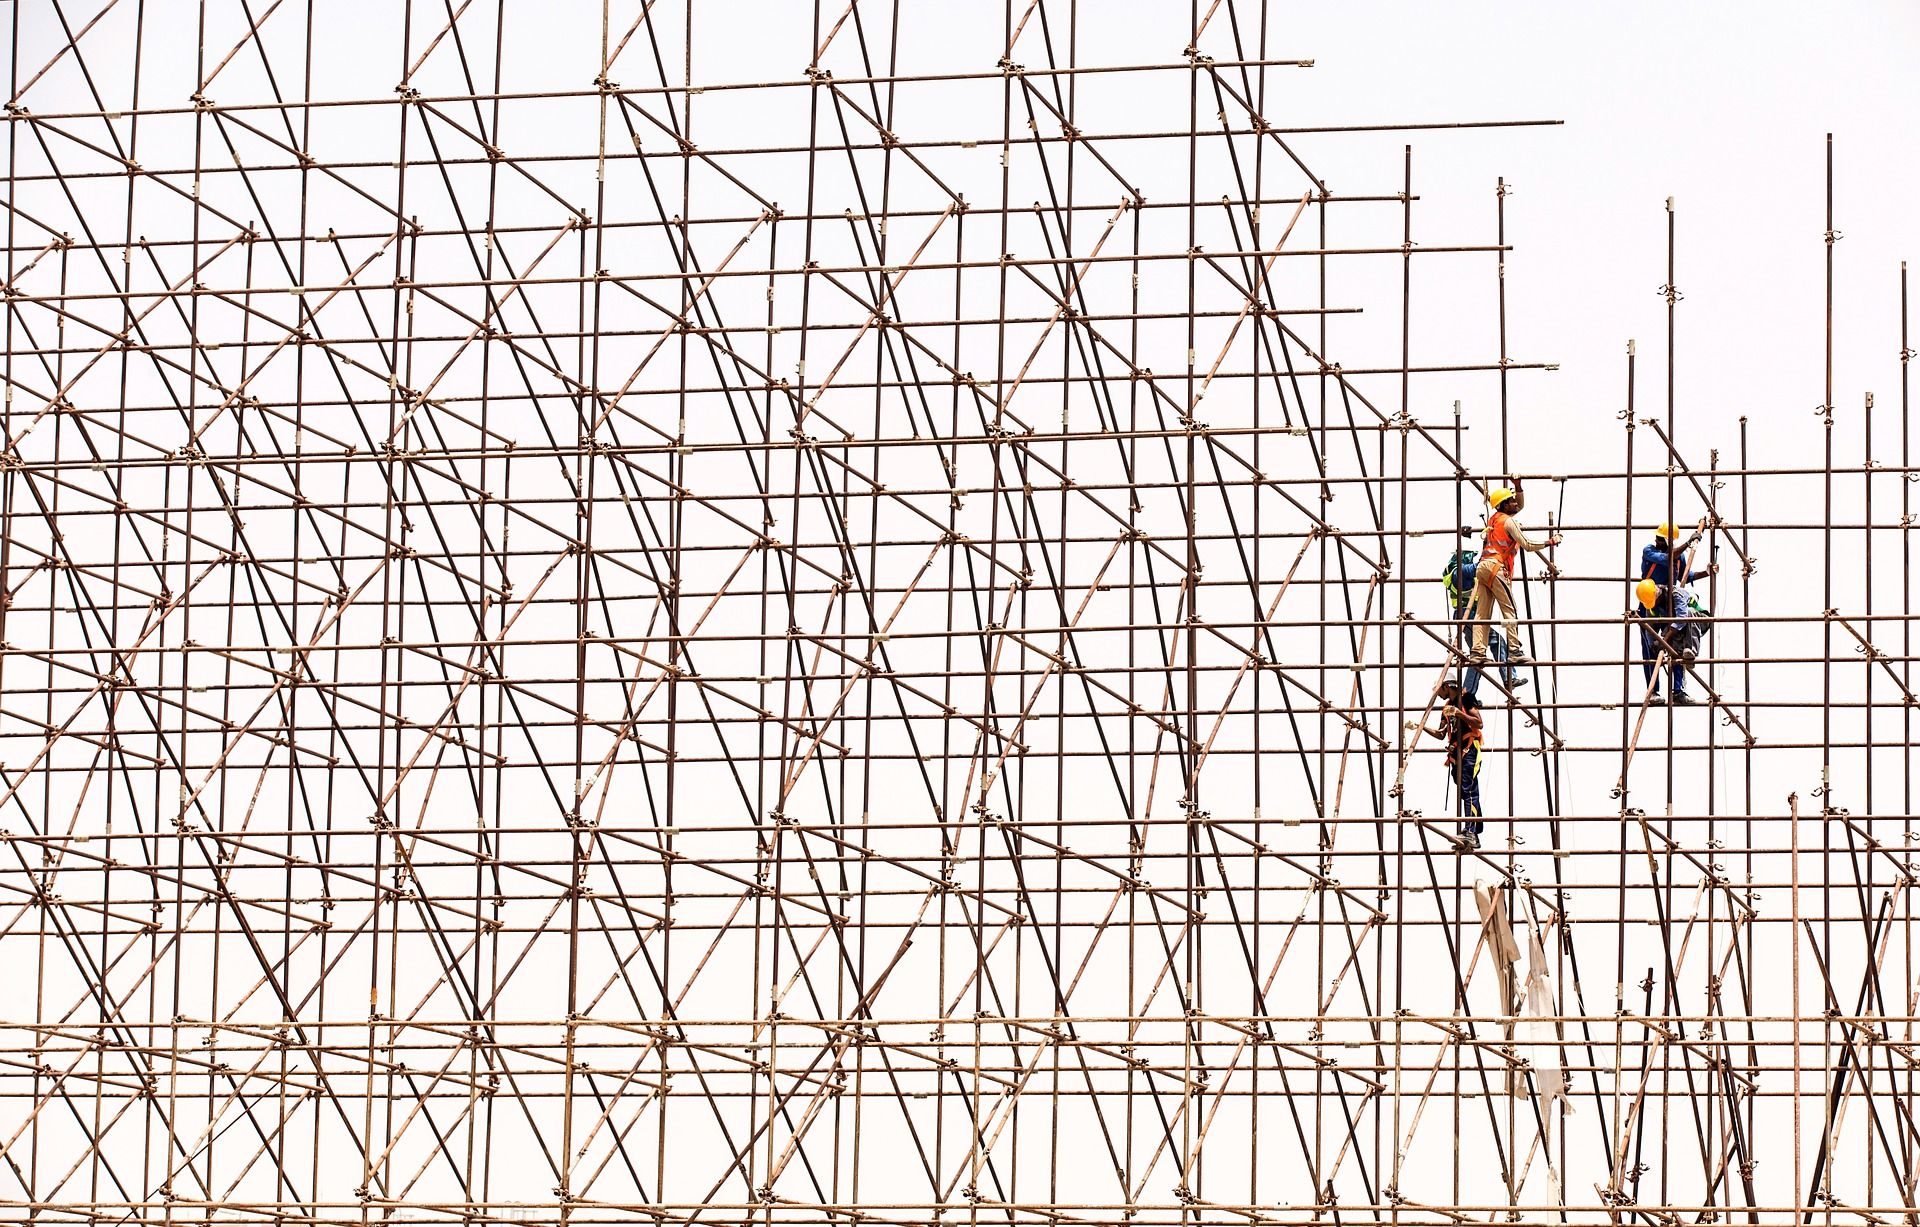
[1468, 482, 1560, 669]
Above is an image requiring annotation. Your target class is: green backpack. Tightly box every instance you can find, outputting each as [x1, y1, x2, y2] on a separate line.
[1442, 550, 1477, 611]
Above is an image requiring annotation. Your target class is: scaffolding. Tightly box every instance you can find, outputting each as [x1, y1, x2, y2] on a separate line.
[0, 3, 1915, 1225]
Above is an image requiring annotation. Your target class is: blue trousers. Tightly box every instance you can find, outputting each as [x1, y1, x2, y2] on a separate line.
[1454, 605, 1515, 698]
[1637, 614, 1686, 695]
[1450, 744, 1483, 835]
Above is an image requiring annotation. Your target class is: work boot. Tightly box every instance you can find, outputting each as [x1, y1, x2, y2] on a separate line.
[1506, 675, 1529, 690]
[1506, 651, 1535, 667]
[1465, 650, 1491, 666]
[1457, 830, 1480, 852]
[1671, 690, 1700, 706]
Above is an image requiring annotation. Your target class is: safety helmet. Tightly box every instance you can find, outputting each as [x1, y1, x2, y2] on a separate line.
[1488, 486, 1516, 510]
[1635, 578, 1660, 610]
[1653, 522, 1676, 541]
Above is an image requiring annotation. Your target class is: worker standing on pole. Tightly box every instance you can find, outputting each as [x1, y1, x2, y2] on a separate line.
[1443, 546, 1524, 696]
[1468, 482, 1560, 668]
[1637, 520, 1717, 704]
[1425, 678, 1485, 850]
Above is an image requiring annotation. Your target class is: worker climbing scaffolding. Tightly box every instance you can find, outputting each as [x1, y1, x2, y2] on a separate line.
[1467, 480, 1561, 669]
[1424, 480, 1557, 843]
[1444, 546, 1526, 697]
[1425, 678, 1486, 850]
[1635, 519, 1717, 704]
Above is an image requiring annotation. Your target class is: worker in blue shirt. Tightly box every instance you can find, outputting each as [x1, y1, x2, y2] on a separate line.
[1637, 521, 1716, 704]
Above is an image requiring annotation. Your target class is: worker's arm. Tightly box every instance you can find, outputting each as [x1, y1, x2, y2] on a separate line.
[1678, 544, 1717, 584]
[1509, 521, 1560, 553]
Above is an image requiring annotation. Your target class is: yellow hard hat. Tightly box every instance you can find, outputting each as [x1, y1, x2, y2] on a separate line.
[1653, 522, 1677, 540]
[1635, 578, 1660, 610]
[1488, 486, 1516, 509]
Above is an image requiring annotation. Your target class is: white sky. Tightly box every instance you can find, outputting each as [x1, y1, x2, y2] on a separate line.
[1282, 0, 1920, 463]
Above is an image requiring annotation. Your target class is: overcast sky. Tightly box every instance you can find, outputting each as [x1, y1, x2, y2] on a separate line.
[1281, 1, 1920, 466]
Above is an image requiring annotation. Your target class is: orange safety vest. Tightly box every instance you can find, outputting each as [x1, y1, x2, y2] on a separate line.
[1480, 511, 1518, 570]
[1445, 710, 1483, 764]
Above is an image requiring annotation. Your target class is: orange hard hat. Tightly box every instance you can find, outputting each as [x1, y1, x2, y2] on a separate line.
[1635, 578, 1660, 610]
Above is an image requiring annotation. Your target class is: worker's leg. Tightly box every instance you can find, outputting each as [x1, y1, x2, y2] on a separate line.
[1469, 568, 1495, 657]
[1453, 606, 1481, 696]
[1686, 621, 1712, 676]
[1655, 598, 1688, 696]
[1638, 620, 1659, 690]
[1491, 629, 1513, 686]
[1486, 562, 1522, 658]
[1677, 614, 1701, 661]
[1457, 746, 1484, 836]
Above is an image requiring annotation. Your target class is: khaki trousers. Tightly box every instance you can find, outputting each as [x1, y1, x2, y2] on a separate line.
[1470, 558, 1519, 656]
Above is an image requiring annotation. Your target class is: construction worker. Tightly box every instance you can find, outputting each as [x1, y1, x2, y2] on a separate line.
[1633, 578, 1688, 701]
[1425, 678, 1485, 850]
[1637, 521, 1716, 705]
[1468, 483, 1560, 669]
[1443, 547, 1524, 696]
